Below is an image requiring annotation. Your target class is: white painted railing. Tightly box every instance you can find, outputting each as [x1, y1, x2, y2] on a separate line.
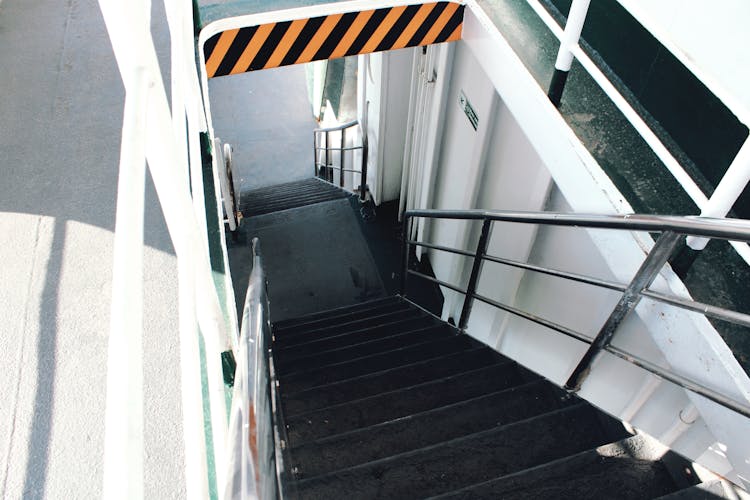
[528, 0, 750, 264]
[99, 0, 236, 498]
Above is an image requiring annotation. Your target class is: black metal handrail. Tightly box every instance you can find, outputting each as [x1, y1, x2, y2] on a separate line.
[313, 119, 368, 201]
[401, 209, 750, 419]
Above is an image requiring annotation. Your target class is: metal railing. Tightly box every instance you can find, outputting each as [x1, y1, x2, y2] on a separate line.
[100, 0, 235, 497]
[401, 209, 750, 418]
[529, 0, 750, 263]
[225, 238, 286, 499]
[313, 119, 369, 200]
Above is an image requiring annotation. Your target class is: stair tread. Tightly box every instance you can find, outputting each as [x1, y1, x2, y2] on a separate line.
[273, 298, 408, 336]
[284, 361, 530, 445]
[276, 324, 454, 372]
[295, 404, 614, 499]
[273, 296, 401, 330]
[432, 435, 677, 500]
[274, 306, 428, 348]
[240, 178, 349, 217]
[282, 347, 505, 415]
[279, 334, 484, 392]
[290, 380, 574, 478]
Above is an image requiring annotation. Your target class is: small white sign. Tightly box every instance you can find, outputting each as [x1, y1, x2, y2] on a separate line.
[458, 90, 478, 131]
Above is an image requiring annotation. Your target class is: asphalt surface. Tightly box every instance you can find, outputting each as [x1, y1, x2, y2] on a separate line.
[0, 0, 185, 497]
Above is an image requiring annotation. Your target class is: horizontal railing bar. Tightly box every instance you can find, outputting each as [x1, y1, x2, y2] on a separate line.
[313, 119, 359, 133]
[314, 164, 362, 174]
[408, 240, 476, 258]
[605, 345, 750, 418]
[405, 209, 750, 242]
[473, 292, 593, 344]
[314, 146, 363, 152]
[641, 289, 750, 329]
[406, 269, 468, 295]
[481, 253, 627, 293]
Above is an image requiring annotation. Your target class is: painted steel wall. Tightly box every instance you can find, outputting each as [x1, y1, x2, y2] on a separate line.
[406, 8, 750, 484]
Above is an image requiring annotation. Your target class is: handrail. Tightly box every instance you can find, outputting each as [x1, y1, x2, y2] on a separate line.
[401, 208, 750, 419]
[313, 119, 359, 133]
[406, 209, 750, 241]
[313, 119, 368, 201]
[225, 238, 285, 499]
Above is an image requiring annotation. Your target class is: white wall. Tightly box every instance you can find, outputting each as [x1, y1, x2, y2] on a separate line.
[358, 49, 413, 204]
[402, 3, 750, 482]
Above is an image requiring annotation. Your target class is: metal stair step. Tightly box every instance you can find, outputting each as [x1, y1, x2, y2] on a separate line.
[279, 334, 483, 393]
[431, 435, 681, 500]
[284, 361, 532, 445]
[239, 178, 349, 217]
[274, 306, 426, 348]
[272, 297, 405, 335]
[289, 379, 574, 478]
[294, 404, 615, 499]
[275, 324, 454, 372]
[282, 346, 506, 415]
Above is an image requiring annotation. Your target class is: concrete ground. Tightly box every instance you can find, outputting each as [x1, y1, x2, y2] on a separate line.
[0, 0, 185, 498]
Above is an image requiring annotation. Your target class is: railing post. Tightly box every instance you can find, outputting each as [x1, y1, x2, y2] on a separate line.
[548, 0, 591, 107]
[340, 128, 346, 188]
[565, 230, 683, 391]
[313, 131, 318, 177]
[400, 215, 412, 295]
[459, 219, 492, 330]
[359, 110, 368, 201]
[325, 131, 332, 183]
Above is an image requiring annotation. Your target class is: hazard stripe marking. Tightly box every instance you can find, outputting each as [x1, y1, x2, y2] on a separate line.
[204, 2, 465, 78]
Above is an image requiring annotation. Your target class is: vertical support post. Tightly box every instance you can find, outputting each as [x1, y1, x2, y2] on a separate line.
[313, 132, 318, 177]
[548, 0, 591, 107]
[325, 131, 332, 183]
[565, 231, 683, 391]
[458, 219, 492, 331]
[400, 215, 412, 295]
[340, 128, 346, 187]
[687, 137, 750, 250]
[360, 111, 369, 201]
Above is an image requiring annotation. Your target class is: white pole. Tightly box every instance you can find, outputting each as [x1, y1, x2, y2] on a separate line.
[548, 0, 590, 106]
[102, 67, 148, 500]
[554, 0, 591, 72]
[687, 138, 750, 250]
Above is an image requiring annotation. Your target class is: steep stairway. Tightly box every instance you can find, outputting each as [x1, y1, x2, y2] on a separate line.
[271, 296, 706, 499]
[239, 177, 349, 217]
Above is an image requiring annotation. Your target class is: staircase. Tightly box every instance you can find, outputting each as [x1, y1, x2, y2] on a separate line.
[270, 296, 708, 499]
[240, 177, 349, 217]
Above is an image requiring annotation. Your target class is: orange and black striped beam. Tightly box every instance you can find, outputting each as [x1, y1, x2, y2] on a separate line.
[203, 1, 465, 78]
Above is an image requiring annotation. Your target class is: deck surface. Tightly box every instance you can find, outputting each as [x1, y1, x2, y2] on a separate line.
[0, 1, 188, 498]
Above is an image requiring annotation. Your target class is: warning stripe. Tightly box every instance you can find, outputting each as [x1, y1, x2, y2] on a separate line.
[204, 1, 465, 78]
